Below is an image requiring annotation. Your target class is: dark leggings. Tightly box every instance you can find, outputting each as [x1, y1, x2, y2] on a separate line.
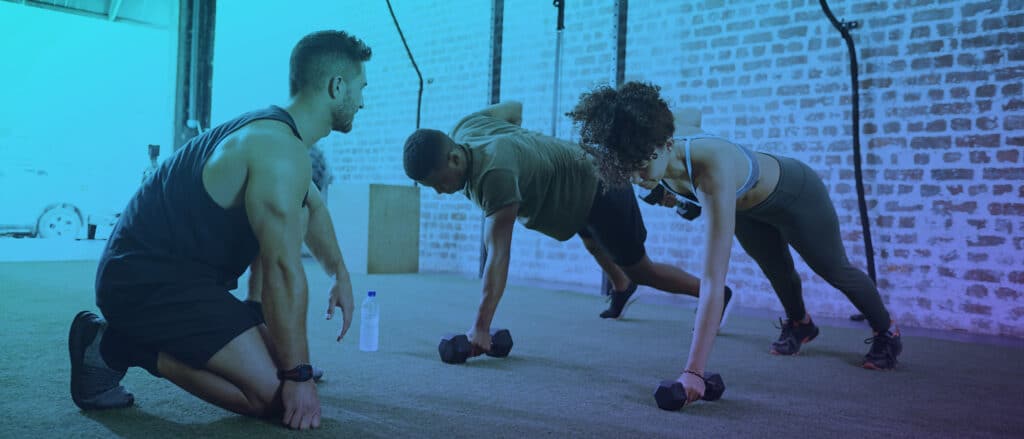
[734, 155, 891, 333]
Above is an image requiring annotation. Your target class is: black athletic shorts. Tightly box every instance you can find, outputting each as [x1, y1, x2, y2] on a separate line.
[577, 182, 648, 267]
[99, 283, 263, 370]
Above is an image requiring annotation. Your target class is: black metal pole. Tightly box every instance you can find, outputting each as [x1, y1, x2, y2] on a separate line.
[480, 0, 505, 278]
[550, 0, 565, 136]
[173, 0, 215, 149]
[614, 0, 627, 87]
[602, 0, 628, 297]
[489, 0, 504, 107]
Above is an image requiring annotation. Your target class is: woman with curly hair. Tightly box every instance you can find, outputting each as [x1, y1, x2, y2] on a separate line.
[568, 81, 902, 407]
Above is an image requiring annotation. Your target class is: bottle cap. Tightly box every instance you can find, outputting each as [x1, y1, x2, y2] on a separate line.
[368, 290, 376, 297]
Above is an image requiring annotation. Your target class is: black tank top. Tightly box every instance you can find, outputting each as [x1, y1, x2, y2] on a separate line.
[96, 106, 303, 305]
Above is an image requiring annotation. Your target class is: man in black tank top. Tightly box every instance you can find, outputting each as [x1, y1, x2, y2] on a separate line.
[68, 30, 371, 431]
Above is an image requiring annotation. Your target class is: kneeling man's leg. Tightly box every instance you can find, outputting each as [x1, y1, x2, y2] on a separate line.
[158, 326, 281, 417]
[109, 285, 285, 417]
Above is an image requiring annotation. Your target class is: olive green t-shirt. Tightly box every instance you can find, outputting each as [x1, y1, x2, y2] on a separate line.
[449, 112, 599, 241]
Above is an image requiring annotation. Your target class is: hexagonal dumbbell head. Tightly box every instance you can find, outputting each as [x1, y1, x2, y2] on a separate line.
[485, 329, 514, 358]
[653, 373, 726, 410]
[653, 380, 688, 411]
[702, 373, 726, 401]
[438, 334, 472, 364]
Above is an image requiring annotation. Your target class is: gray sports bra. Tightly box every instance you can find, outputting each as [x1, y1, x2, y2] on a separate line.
[660, 134, 760, 205]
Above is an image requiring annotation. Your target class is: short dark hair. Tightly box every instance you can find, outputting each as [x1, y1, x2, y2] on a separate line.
[289, 30, 372, 97]
[567, 81, 675, 185]
[403, 129, 452, 181]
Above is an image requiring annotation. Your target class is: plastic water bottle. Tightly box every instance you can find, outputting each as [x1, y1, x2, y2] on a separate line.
[359, 291, 379, 352]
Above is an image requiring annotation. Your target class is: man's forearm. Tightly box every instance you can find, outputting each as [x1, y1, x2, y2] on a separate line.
[475, 249, 510, 330]
[261, 257, 311, 369]
[304, 205, 348, 277]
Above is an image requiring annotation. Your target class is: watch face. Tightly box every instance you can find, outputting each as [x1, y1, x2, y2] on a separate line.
[281, 364, 314, 382]
[296, 365, 313, 381]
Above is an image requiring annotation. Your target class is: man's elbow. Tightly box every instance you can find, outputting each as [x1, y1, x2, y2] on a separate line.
[509, 102, 523, 124]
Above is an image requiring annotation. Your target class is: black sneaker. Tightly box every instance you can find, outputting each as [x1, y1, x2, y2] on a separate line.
[769, 316, 820, 355]
[69, 311, 134, 410]
[862, 328, 902, 370]
[600, 282, 638, 319]
[718, 287, 735, 329]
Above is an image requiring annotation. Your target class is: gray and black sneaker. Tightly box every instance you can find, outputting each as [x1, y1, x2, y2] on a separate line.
[769, 316, 820, 355]
[69, 311, 134, 410]
[600, 282, 639, 319]
[720, 287, 735, 329]
[862, 327, 902, 370]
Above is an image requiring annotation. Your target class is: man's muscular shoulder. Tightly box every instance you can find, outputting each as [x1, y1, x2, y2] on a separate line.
[234, 120, 303, 153]
[231, 121, 308, 171]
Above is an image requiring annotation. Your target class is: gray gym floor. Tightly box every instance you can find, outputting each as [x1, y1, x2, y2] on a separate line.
[2, 259, 1022, 438]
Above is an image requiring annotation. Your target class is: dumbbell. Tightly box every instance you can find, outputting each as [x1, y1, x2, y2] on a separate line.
[438, 328, 514, 364]
[653, 373, 726, 411]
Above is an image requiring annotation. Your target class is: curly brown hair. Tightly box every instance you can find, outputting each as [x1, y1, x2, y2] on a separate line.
[567, 81, 675, 186]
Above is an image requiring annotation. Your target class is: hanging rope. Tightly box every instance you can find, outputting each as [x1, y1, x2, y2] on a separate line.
[385, 0, 424, 130]
[819, 1, 877, 322]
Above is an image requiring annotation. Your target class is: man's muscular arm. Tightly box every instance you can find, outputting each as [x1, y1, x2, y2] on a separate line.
[302, 183, 355, 341]
[468, 203, 518, 352]
[303, 183, 349, 279]
[244, 133, 312, 370]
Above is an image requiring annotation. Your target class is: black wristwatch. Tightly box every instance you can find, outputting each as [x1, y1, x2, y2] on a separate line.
[278, 364, 314, 382]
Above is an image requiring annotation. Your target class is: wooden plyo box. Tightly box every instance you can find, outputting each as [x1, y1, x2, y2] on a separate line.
[327, 183, 420, 274]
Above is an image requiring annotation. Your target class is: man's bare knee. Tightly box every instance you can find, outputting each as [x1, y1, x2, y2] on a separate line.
[227, 369, 278, 416]
[223, 365, 280, 417]
[206, 327, 283, 417]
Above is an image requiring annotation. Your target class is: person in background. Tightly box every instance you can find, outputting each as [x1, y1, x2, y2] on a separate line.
[402, 101, 734, 359]
[568, 81, 902, 404]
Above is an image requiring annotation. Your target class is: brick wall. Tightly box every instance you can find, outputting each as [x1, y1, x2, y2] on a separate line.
[213, 0, 1023, 336]
[620, 0, 1023, 336]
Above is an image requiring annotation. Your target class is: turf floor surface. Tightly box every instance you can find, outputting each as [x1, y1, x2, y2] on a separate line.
[1, 260, 1022, 438]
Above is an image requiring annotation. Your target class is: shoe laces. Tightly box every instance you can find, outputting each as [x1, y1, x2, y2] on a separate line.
[864, 332, 894, 357]
[774, 318, 795, 338]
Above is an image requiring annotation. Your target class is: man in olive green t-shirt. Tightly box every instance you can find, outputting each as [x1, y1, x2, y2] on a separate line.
[402, 102, 732, 354]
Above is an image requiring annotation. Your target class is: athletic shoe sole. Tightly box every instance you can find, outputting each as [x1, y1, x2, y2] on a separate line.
[861, 361, 897, 371]
[69, 311, 101, 409]
[608, 297, 640, 320]
[769, 331, 819, 356]
[68, 311, 134, 410]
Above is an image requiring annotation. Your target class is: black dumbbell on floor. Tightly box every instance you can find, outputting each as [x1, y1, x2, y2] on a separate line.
[438, 328, 514, 364]
[653, 373, 726, 411]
